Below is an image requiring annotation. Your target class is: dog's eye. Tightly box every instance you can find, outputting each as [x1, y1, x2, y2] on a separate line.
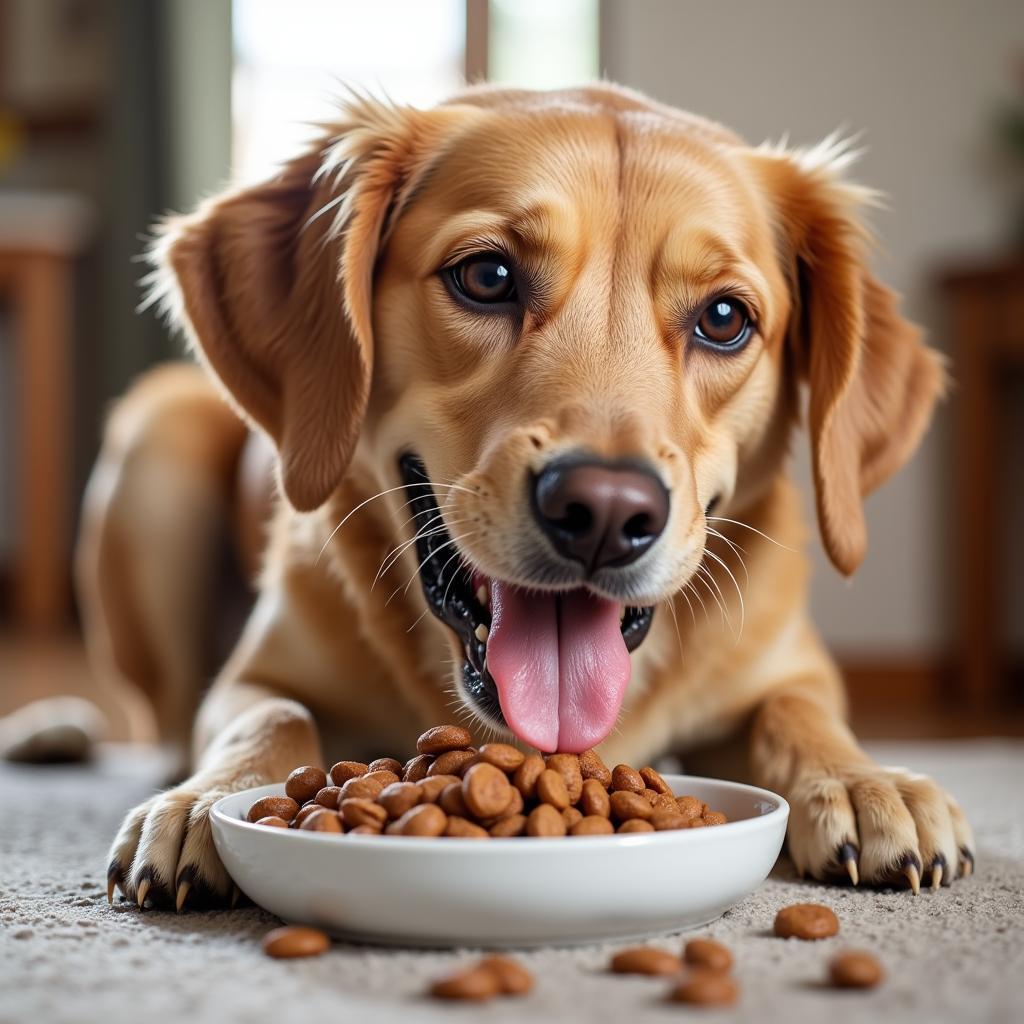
[694, 297, 752, 348]
[450, 254, 517, 305]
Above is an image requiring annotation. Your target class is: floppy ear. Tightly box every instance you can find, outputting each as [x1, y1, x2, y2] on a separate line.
[146, 99, 445, 511]
[748, 141, 946, 576]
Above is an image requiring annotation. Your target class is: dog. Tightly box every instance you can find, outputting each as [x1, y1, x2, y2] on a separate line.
[78, 83, 973, 911]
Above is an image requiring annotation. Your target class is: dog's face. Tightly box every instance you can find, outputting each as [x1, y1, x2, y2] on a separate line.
[154, 85, 942, 752]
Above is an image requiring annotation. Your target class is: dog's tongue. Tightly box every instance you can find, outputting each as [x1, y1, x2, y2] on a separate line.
[487, 581, 631, 753]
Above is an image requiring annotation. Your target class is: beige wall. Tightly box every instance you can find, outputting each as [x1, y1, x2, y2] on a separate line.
[601, 0, 1023, 657]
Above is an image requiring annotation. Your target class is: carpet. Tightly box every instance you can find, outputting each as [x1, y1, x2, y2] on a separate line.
[2, 740, 1022, 1024]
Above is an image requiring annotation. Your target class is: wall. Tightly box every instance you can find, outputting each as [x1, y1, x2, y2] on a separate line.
[601, 0, 1023, 658]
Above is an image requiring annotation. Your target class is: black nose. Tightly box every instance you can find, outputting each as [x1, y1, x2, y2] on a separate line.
[532, 458, 670, 572]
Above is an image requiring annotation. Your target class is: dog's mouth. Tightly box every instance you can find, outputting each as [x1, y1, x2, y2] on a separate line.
[400, 454, 654, 752]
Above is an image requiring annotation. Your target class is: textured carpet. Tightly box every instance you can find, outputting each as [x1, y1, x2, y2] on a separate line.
[2, 740, 1022, 1024]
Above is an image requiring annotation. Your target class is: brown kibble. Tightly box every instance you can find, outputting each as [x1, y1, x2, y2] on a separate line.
[562, 806, 583, 829]
[444, 816, 490, 839]
[668, 970, 738, 1006]
[642, 788, 660, 806]
[463, 762, 513, 819]
[774, 903, 840, 940]
[416, 774, 461, 803]
[580, 778, 611, 817]
[684, 938, 733, 973]
[347, 824, 382, 835]
[340, 797, 387, 829]
[639, 766, 672, 795]
[299, 808, 342, 833]
[439, 782, 471, 817]
[611, 764, 645, 794]
[610, 946, 683, 976]
[490, 814, 527, 837]
[428, 748, 477, 777]
[416, 724, 473, 755]
[478, 956, 534, 995]
[651, 792, 679, 812]
[402, 753, 434, 782]
[285, 765, 328, 805]
[363, 768, 400, 788]
[570, 815, 615, 836]
[686, 817, 707, 828]
[498, 785, 524, 818]
[676, 795, 703, 819]
[618, 819, 655, 833]
[650, 811, 690, 831]
[292, 803, 324, 828]
[536, 769, 570, 810]
[829, 950, 884, 989]
[368, 757, 403, 775]
[578, 748, 612, 786]
[545, 753, 584, 802]
[377, 781, 421, 819]
[429, 965, 501, 1001]
[314, 786, 342, 809]
[477, 743, 525, 773]
[702, 811, 728, 826]
[526, 803, 567, 837]
[610, 790, 653, 822]
[512, 754, 546, 799]
[329, 760, 368, 786]
[246, 795, 299, 824]
[254, 815, 289, 828]
[395, 802, 447, 837]
[340, 775, 386, 801]
[262, 926, 329, 959]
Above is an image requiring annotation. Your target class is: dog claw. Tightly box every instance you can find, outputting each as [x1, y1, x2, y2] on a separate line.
[837, 842, 859, 886]
[137, 878, 151, 908]
[929, 854, 947, 890]
[959, 846, 974, 878]
[176, 880, 191, 913]
[900, 852, 922, 895]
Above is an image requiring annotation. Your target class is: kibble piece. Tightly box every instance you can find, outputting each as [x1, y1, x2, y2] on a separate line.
[579, 748, 612, 786]
[262, 926, 329, 959]
[490, 814, 527, 837]
[639, 766, 672, 795]
[618, 819, 655, 833]
[611, 764, 645, 794]
[668, 971, 738, 1006]
[526, 803, 567, 837]
[546, 753, 584, 802]
[395, 802, 447, 837]
[562, 806, 583, 829]
[444, 816, 490, 839]
[329, 760, 368, 786]
[536, 769, 570, 810]
[439, 782, 471, 817]
[402, 753, 433, 782]
[829, 951, 884, 989]
[676, 795, 703, 819]
[702, 811, 728, 826]
[570, 815, 615, 836]
[477, 743, 525, 773]
[774, 903, 840, 940]
[362, 768, 400, 788]
[683, 938, 733, 973]
[246, 795, 299, 824]
[254, 815, 289, 828]
[314, 786, 342, 809]
[340, 775, 386, 801]
[340, 797, 387, 829]
[580, 778, 611, 818]
[416, 724, 473, 755]
[292, 803, 324, 829]
[478, 956, 534, 995]
[377, 781, 421, 819]
[498, 785, 524, 818]
[686, 817, 707, 829]
[610, 790, 654, 822]
[368, 757, 403, 775]
[610, 947, 683, 976]
[512, 754, 546, 799]
[651, 792, 679, 812]
[417, 774, 461, 803]
[348, 824, 383, 835]
[463, 762, 513, 819]
[428, 749, 477, 777]
[429, 965, 501, 1001]
[299, 808, 342, 832]
[650, 811, 690, 831]
[285, 766, 328, 805]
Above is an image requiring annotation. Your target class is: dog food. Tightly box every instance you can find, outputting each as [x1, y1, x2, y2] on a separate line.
[246, 725, 729, 838]
[429, 955, 534, 1001]
[668, 971, 739, 1006]
[609, 947, 684, 976]
[773, 903, 840, 940]
[828, 950, 884, 989]
[683, 938, 733, 972]
[261, 926, 330, 958]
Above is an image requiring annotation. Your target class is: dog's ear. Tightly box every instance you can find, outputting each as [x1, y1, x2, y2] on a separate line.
[147, 99, 451, 511]
[747, 141, 946, 576]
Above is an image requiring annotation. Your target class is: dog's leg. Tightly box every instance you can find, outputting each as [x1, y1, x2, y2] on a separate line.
[750, 685, 975, 891]
[106, 678, 322, 910]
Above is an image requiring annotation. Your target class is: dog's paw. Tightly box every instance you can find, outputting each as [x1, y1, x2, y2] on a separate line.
[107, 777, 244, 911]
[786, 763, 975, 892]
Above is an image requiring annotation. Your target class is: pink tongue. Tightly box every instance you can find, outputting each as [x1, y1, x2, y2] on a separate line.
[486, 581, 631, 753]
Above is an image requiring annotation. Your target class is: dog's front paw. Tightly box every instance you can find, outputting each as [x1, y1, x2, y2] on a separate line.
[786, 763, 975, 892]
[107, 775, 250, 911]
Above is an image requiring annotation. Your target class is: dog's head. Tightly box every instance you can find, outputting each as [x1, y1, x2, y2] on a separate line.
[151, 84, 943, 752]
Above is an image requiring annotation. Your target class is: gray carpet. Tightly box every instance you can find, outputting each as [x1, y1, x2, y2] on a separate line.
[2, 740, 1022, 1024]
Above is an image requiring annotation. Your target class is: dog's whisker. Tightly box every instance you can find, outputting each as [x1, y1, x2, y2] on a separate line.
[706, 527, 750, 586]
[705, 515, 796, 553]
[385, 532, 479, 607]
[696, 563, 731, 633]
[373, 515, 469, 588]
[663, 598, 685, 664]
[703, 547, 745, 642]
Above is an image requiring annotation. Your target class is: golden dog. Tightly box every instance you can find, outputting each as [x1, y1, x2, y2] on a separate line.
[79, 84, 973, 910]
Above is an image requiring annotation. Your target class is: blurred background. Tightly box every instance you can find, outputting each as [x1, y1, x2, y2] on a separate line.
[1, 0, 1022, 742]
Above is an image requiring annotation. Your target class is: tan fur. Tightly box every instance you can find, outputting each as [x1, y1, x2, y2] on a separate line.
[82, 84, 971, 907]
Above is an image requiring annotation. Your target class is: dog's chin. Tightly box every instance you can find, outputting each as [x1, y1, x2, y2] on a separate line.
[399, 454, 655, 750]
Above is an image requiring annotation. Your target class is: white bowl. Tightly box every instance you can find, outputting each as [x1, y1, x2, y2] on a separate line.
[211, 774, 787, 948]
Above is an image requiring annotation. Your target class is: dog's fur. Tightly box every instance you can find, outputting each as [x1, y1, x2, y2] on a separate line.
[80, 84, 972, 909]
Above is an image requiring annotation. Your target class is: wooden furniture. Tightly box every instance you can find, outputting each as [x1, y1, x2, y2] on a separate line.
[939, 257, 1024, 711]
[0, 191, 92, 630]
